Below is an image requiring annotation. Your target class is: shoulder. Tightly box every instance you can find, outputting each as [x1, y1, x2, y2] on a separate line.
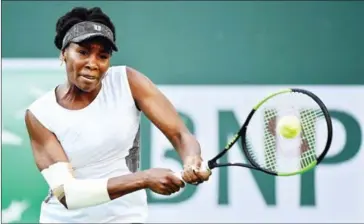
[123, 66, 153, 87]
[105, 64, 156, 92]
[105, 65, 128, 78]
[27, 89, 55, 111]
[103, 65, 126, 84]
[106, 65, 145, 77]
[105, 65, 142, 78]
[104, 65, 151, 88]
[26, 89, 57, 132]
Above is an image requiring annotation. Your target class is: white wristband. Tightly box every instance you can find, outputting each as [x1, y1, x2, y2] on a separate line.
[64, 178, 110, 210]
[41, 162, 111, 210]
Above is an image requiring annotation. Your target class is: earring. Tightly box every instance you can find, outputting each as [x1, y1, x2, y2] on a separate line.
[59, 53, 65, 66]
[60, 57, 66, 66]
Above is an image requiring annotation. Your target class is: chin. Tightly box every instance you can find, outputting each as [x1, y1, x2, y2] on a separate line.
[76, 83, 98, 93]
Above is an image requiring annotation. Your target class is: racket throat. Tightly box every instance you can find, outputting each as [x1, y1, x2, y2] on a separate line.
[207, 160, 218, 169]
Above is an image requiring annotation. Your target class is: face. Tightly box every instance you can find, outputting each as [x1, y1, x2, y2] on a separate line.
[62, 38, 112, 93]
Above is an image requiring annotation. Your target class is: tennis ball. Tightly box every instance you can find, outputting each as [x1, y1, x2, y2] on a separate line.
[277, 115, 301, 139]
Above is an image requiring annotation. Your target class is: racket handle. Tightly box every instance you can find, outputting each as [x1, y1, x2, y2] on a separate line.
[173, 160, 211, 182]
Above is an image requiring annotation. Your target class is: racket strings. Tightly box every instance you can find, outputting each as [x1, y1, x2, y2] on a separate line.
[299, 109, 323, 168]
[246, 92, 326, 174]
[246, 138, 259, 164]
[263, 109, 278, 171]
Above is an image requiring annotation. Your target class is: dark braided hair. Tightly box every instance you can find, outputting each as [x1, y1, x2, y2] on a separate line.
[54, 7, 116, 50]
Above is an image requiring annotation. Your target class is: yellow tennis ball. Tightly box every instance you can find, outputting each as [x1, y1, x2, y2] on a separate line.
[277, 115, 301, 139]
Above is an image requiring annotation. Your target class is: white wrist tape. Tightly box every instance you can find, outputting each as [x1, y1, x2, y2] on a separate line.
[64, 178, 110, 210]
[41, 162, 111, 210]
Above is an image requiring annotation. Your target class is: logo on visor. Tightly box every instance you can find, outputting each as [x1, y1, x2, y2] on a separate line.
[93, 25, 102, 31]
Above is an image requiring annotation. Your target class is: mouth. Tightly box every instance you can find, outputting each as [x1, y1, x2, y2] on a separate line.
[80, 74, 98, 82]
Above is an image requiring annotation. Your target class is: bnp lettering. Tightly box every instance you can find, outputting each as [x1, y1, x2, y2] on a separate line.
[141, 110, 361, 206]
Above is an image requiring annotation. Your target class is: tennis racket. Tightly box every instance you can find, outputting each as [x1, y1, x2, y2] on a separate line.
[176, 88, 333, 180]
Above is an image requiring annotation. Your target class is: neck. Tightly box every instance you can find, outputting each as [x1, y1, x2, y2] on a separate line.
[60, 82, 102, 104]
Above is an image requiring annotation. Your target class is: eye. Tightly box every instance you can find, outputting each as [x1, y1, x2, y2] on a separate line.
[99, 54, 110, 60]
[78, 49, 88, 56]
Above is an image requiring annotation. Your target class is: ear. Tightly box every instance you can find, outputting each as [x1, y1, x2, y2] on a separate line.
[60, 50, 67, 62]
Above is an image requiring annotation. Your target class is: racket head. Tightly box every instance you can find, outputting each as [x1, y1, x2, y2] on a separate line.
[240, 88, 333, 176]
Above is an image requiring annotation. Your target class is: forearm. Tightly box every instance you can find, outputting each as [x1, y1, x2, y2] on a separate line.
[170, 131, 202, 163]
[107, 171, 147, 200]
[44, 163, 149, 210]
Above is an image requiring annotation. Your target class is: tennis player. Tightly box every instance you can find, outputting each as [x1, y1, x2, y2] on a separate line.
[25, 6, 211, 223]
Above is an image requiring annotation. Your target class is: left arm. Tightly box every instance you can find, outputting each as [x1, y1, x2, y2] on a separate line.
[126, 66, 210, 183]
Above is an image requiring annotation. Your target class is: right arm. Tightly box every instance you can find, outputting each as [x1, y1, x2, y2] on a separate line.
[25, 110, 184, 210]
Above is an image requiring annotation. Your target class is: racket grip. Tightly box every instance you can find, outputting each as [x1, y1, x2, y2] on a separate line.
[200, 160, 211, 172]
[173, 160, 211, 182]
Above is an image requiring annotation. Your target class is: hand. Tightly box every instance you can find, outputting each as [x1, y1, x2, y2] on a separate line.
[144, 168, 185, 195]
[182, 155, 211, 185]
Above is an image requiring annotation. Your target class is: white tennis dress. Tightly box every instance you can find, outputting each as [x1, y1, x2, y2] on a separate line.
[27, 66, 148, 223]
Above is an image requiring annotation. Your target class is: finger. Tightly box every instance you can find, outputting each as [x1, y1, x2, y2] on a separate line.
[194, 170, 210, 182]
[193, 161, 212, 180]
[158, 188, 171, 196]
[165, 177, 182, 193]
[160, 179, 175, 195]
[162, 186, 174, 195]
[182, 168, 195, 183]
[188, 167, 204, 183]
[193, 169, 211, 181]
[189, 173, 203, 186]
[170, 174, 185, 188]
[184, 169, 202, 183]
[186, 169, 201, 183]
[171, 182, 182, 193]
[164, 181, 180, 193]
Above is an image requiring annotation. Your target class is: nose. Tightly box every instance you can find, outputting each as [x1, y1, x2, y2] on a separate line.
[85, 55, 98, 71]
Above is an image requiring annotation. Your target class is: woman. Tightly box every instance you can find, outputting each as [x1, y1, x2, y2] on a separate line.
[25, 7, 211, 223]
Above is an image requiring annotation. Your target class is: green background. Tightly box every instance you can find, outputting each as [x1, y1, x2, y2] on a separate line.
[3, 1, 364, 84]
[2, 1, 364, 223]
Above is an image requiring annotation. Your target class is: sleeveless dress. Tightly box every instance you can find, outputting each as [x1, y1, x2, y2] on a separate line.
[27, 66, 148, 223]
